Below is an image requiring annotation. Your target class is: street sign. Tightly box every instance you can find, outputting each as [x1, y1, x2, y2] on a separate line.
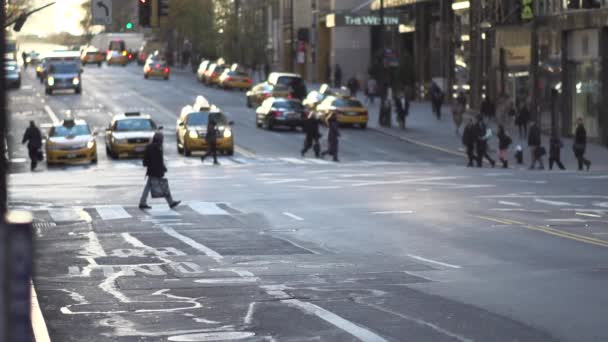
[521, 0, 534, 20]
[92, 0, 112, 25]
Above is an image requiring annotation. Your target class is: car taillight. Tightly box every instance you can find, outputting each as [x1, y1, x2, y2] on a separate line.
[144, 66, 150, 72]
[247, 79, 252, 84]
[262, 93, 271, 99]
[163, 67, 170, 73]
[287, 94, 293, 99]
[128, 54, 133, 59]
[271, 110, 282, 118]
[226, 77, 233, 82]
[212, 72, 218, 78]
[155, 64, 161, 68]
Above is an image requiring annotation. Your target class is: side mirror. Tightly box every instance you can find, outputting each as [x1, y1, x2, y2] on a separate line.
[229, 121, 235, 126]
[178, 121, 184, 127]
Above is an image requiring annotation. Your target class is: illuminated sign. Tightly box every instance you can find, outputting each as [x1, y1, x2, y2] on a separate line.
[326, 13, 400, 27]
[521, 0, 534, 20]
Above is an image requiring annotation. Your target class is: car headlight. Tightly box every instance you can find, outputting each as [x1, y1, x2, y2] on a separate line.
[26, 57, 31, 63]
[73, 78, 80, 85]
[113, 137, 127, 144]
[36, 66, 42, 72]
[223, 129, 232, 138]
[47, 77, 54, 86]
[188, 130, 198, 139]
[87, 140, 95, 149]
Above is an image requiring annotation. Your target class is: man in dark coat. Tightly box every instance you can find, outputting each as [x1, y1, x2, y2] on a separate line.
[462, 119, 476, 167]
[346, 77, 359, 97]
[201, 118, 219, 165]
[301, 113, 321, 158]
[549, 134, 565, 170]
[394, 91, 409, 130]
[527, 121, 544, 170]
[334, 64, 342, 88]
[139, 132, 180, 209]
[474, 116, 495, 168]
[22, 121, 42, 171]
[321, 114, 340, 162]
[573, 116, 591, 171]
[430, 82, 444, 120]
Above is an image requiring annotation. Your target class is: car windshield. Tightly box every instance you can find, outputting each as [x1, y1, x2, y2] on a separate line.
[109, 41, 125, 51]
[51, 124, 90, 137]
[333, 99, 363, 107]
[273, 101, 303, 110]
[277, 76, 304, 88]
[187, 112, 227, 126]
[49, 64, 78, 74]
[115, 119, 156, 132]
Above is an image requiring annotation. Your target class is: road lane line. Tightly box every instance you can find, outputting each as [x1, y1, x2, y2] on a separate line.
[498, 201, 521, 207]
[283, 212, 304, 221]
[282, 299, 389, 342]
[43, 105, 60, 124]
[576, 212, 602, 218]
[235, 145, 256, 158]
[280, 157, 307, 164]
[244, 302, 256, 325]
[94, 205, 132, 220]
[372, 210, 414, 215]
[31, 284, 51, 342]
[534, 198, 579, 207]
[188, 201, 230, 216]
[160, 225, 223, 262]
[407, 254, 461, 269]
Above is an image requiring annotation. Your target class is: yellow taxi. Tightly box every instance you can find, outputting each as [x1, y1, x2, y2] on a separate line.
[204, 63, 229, 86]
[315, 95, 368, 129]
[176, 96, 235, 156]
[246, 82, 290, 108]
[45, 118, 97, 165]
[80, 49, 104, 67]
[106, 40, 128, 66]
[218, 69, 253, 90]
[105, 112, 158, 159]
[302, 83, 345, 110]
[143, 57, 170, 80]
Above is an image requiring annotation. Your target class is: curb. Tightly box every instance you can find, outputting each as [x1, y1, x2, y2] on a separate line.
[369, 126, 466, 158]
[31, 283, 51, 342]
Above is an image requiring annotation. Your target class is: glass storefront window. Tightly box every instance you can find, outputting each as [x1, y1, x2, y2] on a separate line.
[570, 60, 601, 137]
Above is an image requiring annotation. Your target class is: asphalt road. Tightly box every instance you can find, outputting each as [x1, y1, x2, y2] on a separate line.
[7, 61, 608, 342]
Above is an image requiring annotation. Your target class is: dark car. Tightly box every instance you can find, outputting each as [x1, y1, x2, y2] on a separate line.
[268, 72, 308, 101]
[45, 62, 82, 95]
[256, 97, 307, 130]
[5, 61, 21, 89]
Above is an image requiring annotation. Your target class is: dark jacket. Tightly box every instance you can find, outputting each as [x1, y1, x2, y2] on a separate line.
[143, 143, 167, 178]
[516, 107, 530, 125]
[206, 121, 217, 144]
[394, 96, 409, 117]
[474, 121, 487, 143]
[303, 116, 320, 139]
[528, 124, 541, 146]
[497, 130, 512, 150]
[480, 99, 495, 117]
[574, 124, 587, 146]
[549, 137, 563, 158]
[22, 126, 42, 150]
[462, 125, 475, 147]
[328, 119, 340, 144]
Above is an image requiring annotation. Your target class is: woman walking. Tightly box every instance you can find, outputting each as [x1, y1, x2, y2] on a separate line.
[452, 92, 466, 135]
[497, 125, 512, 168]
[139, 132, 181, 209]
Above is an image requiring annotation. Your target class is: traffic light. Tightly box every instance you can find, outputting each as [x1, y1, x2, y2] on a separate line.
[159, 0, 170, 17]
[13, 14, 27, 32]
[139, 0, 152, 27]
[125, 21, 134, 30]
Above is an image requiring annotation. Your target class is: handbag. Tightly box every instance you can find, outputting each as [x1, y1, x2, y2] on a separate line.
[36, 149, 43, 161]
[150, 177, 169, 198]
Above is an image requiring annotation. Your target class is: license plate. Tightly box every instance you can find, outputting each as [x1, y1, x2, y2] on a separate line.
[287, 112, 297, 119]
[67, 153, 77, 159]
[135, 146, 145, 152]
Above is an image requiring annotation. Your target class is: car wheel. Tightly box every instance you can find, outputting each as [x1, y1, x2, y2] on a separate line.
[359, 123, 367, 129]
[184, 146, 192, 157]
[45, 88, 52, 95]
[98, 62, 102, 67]
[91, 157, 98, 164]
[264, 117, 273, 131]
[122, 63, 127, 67]
[75, 87, 82, 94]
[226, 149, 234, 156]
[164, 76, 169, 81]
[144, 74, 149, 79]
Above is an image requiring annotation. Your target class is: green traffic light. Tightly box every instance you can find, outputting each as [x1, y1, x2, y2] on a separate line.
[126, 22, 133, 30]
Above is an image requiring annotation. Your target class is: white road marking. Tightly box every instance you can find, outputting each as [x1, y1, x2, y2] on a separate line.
[498, 201, 521, 207]
[283, 212, 304, 221]
[31, 285, 51, 342]
[372, 210, 415, 215]
[594, 202, 608, 208]
[10, 157, 27, 163]
[244, 302, 256, 325]
[188, 201, 229, 215]
[82, 232, 107, 258]
[352, 176, 464, 187]
[491, 208, 549, 213]
[99, 270, 130, 303]
[168, 332, 256, 341]
[407, 254, 461, 269]
[94, 205, 132, 220]
[280, 157, 307, 164]
[194, 277, 258, 284]
[282, 299, 389, 342]
[265, 178, 306, 185]
[545, 218, 587, 223]
[576, 212, 602, 218]
[48, 208, 88, 222]
[534, 198, 579, 207]
[160, 225, 223, 262]
[235, 145, 256, 158]
[147, 207, 181, 217]
[305, 158, 332, 164]
[43, 105, 60, 124]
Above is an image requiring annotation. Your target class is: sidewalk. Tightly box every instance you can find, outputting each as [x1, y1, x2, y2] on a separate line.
[304, 82, 607, 170]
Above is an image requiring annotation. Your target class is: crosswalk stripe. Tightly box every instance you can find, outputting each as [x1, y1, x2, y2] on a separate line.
[188, 201, 230, 215]
[48, 208, 84, 222]
[94, 205, 132, 220]
[305, 158, 332, 165]
[280, 157, 308, 164]
[146, 207, 181, 217]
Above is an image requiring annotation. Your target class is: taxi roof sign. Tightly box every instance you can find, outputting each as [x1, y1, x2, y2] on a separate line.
[193, 96, 211, 111]
[124, 112, 141, 117]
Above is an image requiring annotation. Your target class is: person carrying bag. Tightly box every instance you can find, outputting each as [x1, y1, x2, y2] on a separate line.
[139, 132, 181, 210]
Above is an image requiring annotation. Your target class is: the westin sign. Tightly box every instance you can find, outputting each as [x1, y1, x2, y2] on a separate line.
[326, 13, 400, 27]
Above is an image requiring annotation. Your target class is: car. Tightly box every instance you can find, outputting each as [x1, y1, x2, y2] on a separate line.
[37, 51, 80, 83]
[267, 72, 308, 100]
[203, 63, 229, 86]
[143, 57, 170, 80]
[106, 40, 128, 66]
[26, 51, 42, 65]
[218, 69, 253, 90]
[5, 60, 21, 89]
[36, 58, 46, 81]
[176, 97, 234, 156]
[81, 49, 104, 67]
[246, 82, 290, 108]
[45, 62, 82, 95]
[196, 59, 211, 82]
[138, 40, 165, 66]
[105, 112, 157, 159]
[315, 95, 368, 129]
[302, 83, 347, 110]
[256, 97, 307, 130]
[45, 118, 97, 166]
